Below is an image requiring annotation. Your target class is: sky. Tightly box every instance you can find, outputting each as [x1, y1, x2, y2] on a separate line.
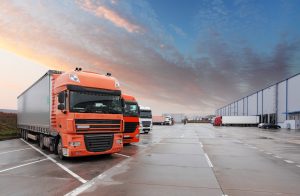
[0, 0, 300, 115]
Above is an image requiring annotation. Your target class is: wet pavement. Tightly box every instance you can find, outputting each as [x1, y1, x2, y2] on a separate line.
[0, 124, 300, 195]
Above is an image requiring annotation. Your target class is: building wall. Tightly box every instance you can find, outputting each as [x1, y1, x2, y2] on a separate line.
[288, 76, 300, 113]
[238, 99, 243, 116]
[215, 73, 300, 125]
[277, 81, 286, 123]
[248, 93, 257, 116]
[243, 97, 248, 116]
[263, 85, 276, 115]
[258, 91, 262, 115]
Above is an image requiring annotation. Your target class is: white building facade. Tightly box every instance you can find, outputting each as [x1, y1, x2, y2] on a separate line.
[216, 73, 300, 129]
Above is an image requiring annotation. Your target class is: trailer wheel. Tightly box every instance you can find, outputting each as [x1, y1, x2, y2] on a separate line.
[57, 138, 65, 160]
[20, 130, 24, 139]
[24, 130, 28, 141]
[39, 134, 45, 149]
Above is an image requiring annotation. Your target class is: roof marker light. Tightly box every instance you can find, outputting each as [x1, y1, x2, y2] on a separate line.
[115, 80, 120, 88]
[69, 74, 80, 82]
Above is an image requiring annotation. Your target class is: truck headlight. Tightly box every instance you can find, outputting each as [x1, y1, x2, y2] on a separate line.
[69, 141, 81, 147]
[62, 148, 69, 156]
[116, 139, 123, 144]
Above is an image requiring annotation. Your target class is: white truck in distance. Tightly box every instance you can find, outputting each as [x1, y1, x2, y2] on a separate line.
[139, 106, 152, 134]
[164, 116, 173, 125]
[222, 116, 260, 126]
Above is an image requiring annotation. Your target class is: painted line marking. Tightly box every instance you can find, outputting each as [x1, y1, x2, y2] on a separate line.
[259, 149, 264, 152]
[296, 165, 300, 168]
[180, 134, 184, 138]
[199, 142, 203, 148]
[0, 158, 48, 173]
[284, 160, 295, 164]
[265, 152, 273, 155]
[65, 157, 132, 196]
[158, 142, 200, 145]
[273, 155, 282, 159]
[21, 139, 87, 184]
[115, 153, 130, 158]
[204, 153, 213, 168]
[0, 148, 32, 155]
[136, 144, 147, 147]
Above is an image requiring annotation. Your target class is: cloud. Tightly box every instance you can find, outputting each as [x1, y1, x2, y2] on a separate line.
[0, 0, 299, 115]
[169, 24, 186, 37]
[77, 0, 143, 33]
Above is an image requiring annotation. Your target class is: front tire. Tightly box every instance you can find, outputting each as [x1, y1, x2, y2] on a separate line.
[57, 138, 65, 160]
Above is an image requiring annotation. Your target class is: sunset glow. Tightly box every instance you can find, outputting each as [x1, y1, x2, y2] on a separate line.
[1, 0, 300, 115]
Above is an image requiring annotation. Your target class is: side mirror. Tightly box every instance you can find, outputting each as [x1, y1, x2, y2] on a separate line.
[58, 92, 65, 104]
[121, 99, 125, 108]
[58, 103, 65, 110]
[121, 99, 125, 114]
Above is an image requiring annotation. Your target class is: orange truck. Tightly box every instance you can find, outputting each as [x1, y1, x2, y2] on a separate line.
[122, 94, 140, 144]
[18, 69, 124, 159]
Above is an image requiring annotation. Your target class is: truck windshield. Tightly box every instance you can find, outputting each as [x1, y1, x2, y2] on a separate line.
[140, 110, 152, 118]
[69, 91, 122, 114]
[124, 102, 139, 117]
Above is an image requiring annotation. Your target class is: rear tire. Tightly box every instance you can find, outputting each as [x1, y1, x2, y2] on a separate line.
[20, 130, 24, 139]
[24, 130, 28, 141]
[39, 134, 45, 149]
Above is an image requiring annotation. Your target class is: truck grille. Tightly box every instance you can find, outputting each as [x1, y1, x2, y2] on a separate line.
[75, 119, 121, 133]
[84, 134, 114, 152]
[124, 122, 138, 133]
[142, 121, 151, 127]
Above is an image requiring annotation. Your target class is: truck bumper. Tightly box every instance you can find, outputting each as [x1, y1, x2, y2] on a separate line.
[139, 127, 152, 133]
[123, 132, 140, 144]
[61, 133, 123, 157]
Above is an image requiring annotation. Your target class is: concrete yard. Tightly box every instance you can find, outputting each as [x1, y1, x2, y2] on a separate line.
[0, 124, 300, 196]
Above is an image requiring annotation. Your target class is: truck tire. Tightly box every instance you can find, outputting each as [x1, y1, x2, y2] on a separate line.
[39, 134, 45, 149]
[57, 138, 65, 160]
[24, 130, 28, 141]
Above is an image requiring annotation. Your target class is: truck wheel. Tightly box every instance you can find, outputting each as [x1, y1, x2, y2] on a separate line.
[24, 130, 28, 141]
[49, 139, 55, 152]
[57, 138, 65, 160]
[39, 134, 45, 149]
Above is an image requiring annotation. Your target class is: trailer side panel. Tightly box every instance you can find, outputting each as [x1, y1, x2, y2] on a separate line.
[17, 74, 51, 129]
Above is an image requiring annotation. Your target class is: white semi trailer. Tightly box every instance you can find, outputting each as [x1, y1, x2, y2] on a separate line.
[222, 116, 260, 126]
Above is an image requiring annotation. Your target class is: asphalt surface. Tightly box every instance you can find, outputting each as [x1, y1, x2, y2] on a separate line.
[0, 124, 300, 196]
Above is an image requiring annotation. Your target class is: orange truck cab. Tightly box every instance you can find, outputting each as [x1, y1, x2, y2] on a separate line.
[18, 69, 124, 159]
[122, 94, 140, 144]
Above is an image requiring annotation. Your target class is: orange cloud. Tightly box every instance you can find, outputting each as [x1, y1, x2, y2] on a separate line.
[95, 6, 142, 33]
[79, 1, 142, 33]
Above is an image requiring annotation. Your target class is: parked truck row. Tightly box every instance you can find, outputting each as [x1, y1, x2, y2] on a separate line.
[17, 69, 152, 159]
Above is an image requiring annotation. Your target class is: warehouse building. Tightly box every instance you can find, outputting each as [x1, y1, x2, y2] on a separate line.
[216, 73, 300, 129]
